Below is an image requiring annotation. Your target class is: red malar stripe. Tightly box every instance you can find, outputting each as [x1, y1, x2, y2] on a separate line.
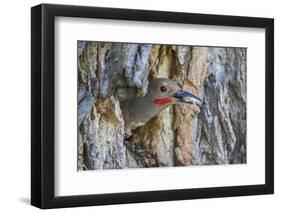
[153, 98, 173, 105]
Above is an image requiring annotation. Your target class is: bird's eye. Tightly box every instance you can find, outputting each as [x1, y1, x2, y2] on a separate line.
[160, 86, 167, 93]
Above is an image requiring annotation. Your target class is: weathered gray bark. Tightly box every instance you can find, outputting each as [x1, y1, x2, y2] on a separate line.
[77, 41, 246, 170]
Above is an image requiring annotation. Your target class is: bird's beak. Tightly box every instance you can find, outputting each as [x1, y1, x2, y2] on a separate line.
[172, 90, 203, 107]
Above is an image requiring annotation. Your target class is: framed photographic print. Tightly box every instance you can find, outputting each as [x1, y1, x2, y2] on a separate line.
[31, 3, 274, 209]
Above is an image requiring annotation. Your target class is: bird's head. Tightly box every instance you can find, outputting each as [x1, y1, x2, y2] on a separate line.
[146, 78, 203, 108]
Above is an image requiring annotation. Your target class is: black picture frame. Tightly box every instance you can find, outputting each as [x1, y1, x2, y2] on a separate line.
[31, 3, 274, 209]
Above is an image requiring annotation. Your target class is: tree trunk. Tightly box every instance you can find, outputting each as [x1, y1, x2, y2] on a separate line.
[77, 41, 246, 170]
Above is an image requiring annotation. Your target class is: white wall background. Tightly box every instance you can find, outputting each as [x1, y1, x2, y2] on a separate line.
[0, 0, 279, 212]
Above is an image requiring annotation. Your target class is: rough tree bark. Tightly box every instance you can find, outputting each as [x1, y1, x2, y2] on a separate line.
[77, 41, 246, 170]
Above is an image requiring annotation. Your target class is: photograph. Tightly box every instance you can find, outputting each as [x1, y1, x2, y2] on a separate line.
[77, 41, 247, 170]
[29, 2, 274, 209]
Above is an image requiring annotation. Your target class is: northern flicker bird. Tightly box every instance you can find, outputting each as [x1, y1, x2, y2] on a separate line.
[120, 78, 203, 137]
